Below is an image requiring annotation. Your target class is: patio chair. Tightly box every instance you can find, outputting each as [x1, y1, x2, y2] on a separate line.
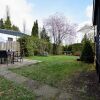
[13, 51, 23, 62]
[0, 50, 8, 65]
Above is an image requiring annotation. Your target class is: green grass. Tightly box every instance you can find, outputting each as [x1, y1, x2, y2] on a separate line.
[0, 77, 35, 100]
[10, 55, 92, 87]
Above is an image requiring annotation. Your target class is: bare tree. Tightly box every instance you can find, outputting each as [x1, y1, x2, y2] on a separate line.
[44, 13, 77, 45]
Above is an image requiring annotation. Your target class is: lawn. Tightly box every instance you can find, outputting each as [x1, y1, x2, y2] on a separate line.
[0, 77, 35, 100]
[10, 55, 93, 87]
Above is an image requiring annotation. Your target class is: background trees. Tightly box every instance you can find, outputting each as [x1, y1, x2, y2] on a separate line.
[0, 6, 20, 32]
[0, 6, 94, 59]
[0, 17, 20, 31]
[44, 13, 77, 54]
[1, 6, 78, 56]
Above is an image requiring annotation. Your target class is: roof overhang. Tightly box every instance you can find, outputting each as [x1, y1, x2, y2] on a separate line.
[0, 29, 28, 37]
[78, 25, 94, 33]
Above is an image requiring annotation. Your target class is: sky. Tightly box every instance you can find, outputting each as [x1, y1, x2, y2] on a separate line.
[29, 0, 93, 24]
[0, 0, 93, 39]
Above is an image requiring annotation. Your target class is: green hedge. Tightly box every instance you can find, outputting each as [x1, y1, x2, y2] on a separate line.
[18, 36, 52, 57]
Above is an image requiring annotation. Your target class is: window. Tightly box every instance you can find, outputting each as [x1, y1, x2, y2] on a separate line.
[8, 37, 13, 41]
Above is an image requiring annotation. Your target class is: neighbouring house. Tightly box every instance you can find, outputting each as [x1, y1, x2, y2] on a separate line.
[0, 29, 26, 51]
[93, 0, 100, 81]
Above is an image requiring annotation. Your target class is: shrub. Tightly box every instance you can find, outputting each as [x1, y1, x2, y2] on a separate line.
[71, 43, 83, 53]
[80, 40, 94, 63]
[34, 50, 40, 56]
[52, 44, 63, 55]
[18, 36, 33, 57]
[32, 37, 51, 56]
[67, 45, 72, 51]
[73, 51, 81, 56]
[39, 51, 48, 56]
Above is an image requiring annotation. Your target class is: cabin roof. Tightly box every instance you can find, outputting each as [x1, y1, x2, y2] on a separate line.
[0, 29, 27, 37]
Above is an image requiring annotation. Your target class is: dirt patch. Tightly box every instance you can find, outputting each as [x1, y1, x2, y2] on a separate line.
[57, 71, 100, 100]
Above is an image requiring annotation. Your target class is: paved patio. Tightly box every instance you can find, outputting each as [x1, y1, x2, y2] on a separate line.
[0, 59, 41, 69]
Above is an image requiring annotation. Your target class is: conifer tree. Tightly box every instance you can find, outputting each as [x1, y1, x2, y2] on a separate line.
[35, 20, 39, 36]
[80, 40, 94, 63]
[0, 6, 20, 31]
[81, 34, 88, 44]
[0, 18, 5, 29]
[31, 22, 35, 36]
[5, 6, 12, 30]
[12, 25, 20, 31]
[40, 26, 50, 42]
[31, 20, 39, 37]
[5, 16, 12, 30]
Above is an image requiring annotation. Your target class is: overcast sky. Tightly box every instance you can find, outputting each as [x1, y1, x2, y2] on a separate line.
[0, 0, 93, 36]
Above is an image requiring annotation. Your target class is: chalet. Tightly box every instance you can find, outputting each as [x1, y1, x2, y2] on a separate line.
[0, 29, 25, 42]
[0, 29, 26, 51]
[93, 0, 100, 81]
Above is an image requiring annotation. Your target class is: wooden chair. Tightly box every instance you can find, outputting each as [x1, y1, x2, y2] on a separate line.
[13, 51, 23, 63]
[0, 50, 8, 65]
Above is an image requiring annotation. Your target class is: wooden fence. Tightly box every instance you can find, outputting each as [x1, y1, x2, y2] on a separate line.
[0, 41, 20, 51]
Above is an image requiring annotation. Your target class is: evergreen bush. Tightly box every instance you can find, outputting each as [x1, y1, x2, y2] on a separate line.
[80, 40, 94, 63]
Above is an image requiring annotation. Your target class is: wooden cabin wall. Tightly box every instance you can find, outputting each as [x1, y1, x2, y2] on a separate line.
[0, 41, 20, 52]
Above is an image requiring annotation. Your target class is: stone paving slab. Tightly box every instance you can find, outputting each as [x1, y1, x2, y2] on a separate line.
[13, 75, 28, 84]
[24, 79, 42, 90]
[0, 70, 28, 84]
[3, 72, 18, 81]
[0, 70, 11, 76]
[34, 85, 59, 99]
[58, 92, 72, 100]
